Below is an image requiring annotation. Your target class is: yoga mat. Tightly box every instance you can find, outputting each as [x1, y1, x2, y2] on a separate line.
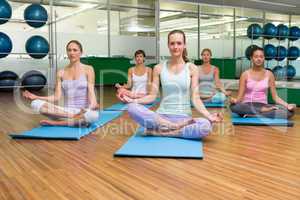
[10, 110, 123, 140]
[114, 127, 203, 159]
[231, 113, 294, 126]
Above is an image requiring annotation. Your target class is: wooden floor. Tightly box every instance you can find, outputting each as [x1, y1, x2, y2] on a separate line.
[0, 86, 299, 200]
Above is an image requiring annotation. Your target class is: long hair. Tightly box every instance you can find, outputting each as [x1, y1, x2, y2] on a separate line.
[168, 30, 189, 62]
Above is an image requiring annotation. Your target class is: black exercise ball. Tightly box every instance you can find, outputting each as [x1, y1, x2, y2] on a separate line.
[21, 70, 47, 91]
[0, 71, 18, 92]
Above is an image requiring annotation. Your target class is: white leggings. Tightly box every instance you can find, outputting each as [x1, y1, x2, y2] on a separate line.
[31, 99, 99, 123]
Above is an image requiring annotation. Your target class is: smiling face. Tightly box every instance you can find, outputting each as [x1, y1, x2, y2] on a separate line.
[201, 50, 211, 63]
[168, 32, 186, 59]
[251, 49, 265, 67]
[66, 42, 82, 63]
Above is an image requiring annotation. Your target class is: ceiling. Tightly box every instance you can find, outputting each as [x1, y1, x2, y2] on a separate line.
[179, 0, 300, 15]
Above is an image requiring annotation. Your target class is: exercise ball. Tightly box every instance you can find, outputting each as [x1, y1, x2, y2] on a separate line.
[272, 65, 285, 80]
[245, 44, 259, 60]
[264, 44, 276, 60]
[247, 24, 262, 39]
[276, 24, 289, 40]
[0, 71, 18, 92]
[0, 0, 12, 25]
[284, 65, 296, 80]
[25, 35, 49, 59]
[275, 46, 287, 61]
[0, 32, 12, 58]
[21, 70, 47, 91]
[289, 26, 300, 41]
[24, 4, 48, 28]
[287, 46, 300, 60]
[263, 23, 277, 39]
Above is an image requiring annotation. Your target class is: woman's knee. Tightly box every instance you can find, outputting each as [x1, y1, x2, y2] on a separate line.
[181, 118, 212, 139]
[31, 99, 46, 113]
[83, 110, 99, 123]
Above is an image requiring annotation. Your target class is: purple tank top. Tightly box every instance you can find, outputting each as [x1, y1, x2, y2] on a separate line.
[62, 73, 89, 109]
[243, 71, 269, 104]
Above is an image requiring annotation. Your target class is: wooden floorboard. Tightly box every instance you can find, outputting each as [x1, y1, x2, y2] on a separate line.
[0, 87, 299, 200]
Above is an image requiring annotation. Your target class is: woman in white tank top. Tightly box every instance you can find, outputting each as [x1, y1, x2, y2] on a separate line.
[115, 50, 152, 103]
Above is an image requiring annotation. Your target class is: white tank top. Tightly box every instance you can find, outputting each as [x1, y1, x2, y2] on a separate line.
[131, 69, 148, 94]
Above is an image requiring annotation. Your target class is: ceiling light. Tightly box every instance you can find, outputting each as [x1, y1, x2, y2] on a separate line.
[248, 0, 296, 8]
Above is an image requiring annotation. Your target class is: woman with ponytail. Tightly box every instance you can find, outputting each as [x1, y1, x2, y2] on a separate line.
[122, 30, 222, 139]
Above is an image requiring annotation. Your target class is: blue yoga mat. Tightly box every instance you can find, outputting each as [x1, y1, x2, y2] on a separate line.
[231, 113, 294, 126]
[191, 102, 225, 108]
[104, 98, 160, 111]
[114, 127, 203, 159]
[10, 110, 123, 140]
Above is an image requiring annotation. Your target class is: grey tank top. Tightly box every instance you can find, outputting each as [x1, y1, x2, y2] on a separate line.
[198, 65, 216, 96]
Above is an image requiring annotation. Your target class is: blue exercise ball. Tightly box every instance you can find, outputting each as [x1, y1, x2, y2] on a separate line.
[25, 35, 49, 59]
[288, 46, 300, 60]
[276, 24, 289, 40]
[245, 44, 259, 60]
[289, 26, 300, 41]
[263, 23, 277, 39]
[0, 71, 18, 92]
[0, 32, 12, 58]
[0, 0, 12, 25]
[24, 4, 48, 28]
[275, 46, 287, 61]
[272, 65, 285, 80]
[247, 24, 262, 40]
[284, 65, 296, 80]
[21, 70, 47, 91]
[264, 44, 276, 60]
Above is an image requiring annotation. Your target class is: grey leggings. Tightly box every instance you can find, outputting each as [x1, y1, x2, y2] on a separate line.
[230, 102, 294, 119]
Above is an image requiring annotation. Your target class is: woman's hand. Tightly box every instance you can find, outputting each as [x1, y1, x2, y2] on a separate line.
[229, 97, 237, 104]
[207, 112, 223, 123]
[22, 90, 38, 100]
[287, 104, 296, 111]
[225, 90, 232, 96]
[115, 83, 122, 89]
[89, 102, 100, 110]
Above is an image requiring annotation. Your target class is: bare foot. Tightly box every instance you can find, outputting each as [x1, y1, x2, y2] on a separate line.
[40, 119, 62, 126]
[73, 109, 86, 120]
[260, 106, 278, 113]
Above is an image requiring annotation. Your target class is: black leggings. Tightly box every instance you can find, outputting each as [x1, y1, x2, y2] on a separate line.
[230, 102, 294, 119]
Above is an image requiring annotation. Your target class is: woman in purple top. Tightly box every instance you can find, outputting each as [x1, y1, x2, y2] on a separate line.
[230, 46, 295, 119]
[23, 40, 99, 126]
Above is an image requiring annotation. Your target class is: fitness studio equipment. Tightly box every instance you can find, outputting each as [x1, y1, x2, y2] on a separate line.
[272, 65, 285, 80]
[287, 46, 299, 60]
[275, 46, 287, 61]
[25, 35, 49, 59]
[24, 3, 48, 28]
[276, 24, 289, 40]
[0, 0, 12, 25]
[289, 26, 300, 41]
[263, 23, 277, 40]
[284, 65, 296, 80]
[21, 70, 47, 91]
[264, 44, 276, 60]
[0, 32, 12, 58]
[0, 71, 18, 92]
[247, 23, 262, 40]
